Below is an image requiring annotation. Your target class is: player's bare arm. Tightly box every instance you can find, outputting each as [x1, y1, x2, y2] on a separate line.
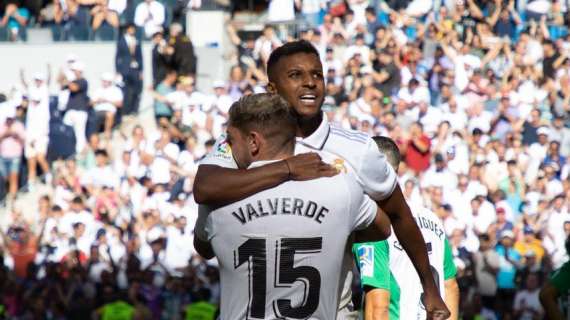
[364, 288, 390, 320]
[193, 153, 337, 206]
[378, 185, 450, 320]
[444, 278, 460, 320]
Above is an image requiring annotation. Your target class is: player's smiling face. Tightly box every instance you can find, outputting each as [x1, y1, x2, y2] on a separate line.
[268, 53, 325, 120]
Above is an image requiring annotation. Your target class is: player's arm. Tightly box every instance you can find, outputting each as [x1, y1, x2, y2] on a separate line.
[378, 185, 448, 318]
[193, 153, 337, 206]
[444, 279, 459, 320]
[355, 206, 391, 242]
[353, 241, 391, 320]
[364, 289, 390, 320]
[443, 238, 459, 320]
[193, 236, 215, 260]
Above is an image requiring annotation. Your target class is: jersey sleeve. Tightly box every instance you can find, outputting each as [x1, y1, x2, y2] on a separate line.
[443, 238, 457, 280]
[358, 137, 398, 201]
[194, 205, 213, 241]
[352, 241, 390, 290]
[550, 261, 570, 293]
[352, 193, 378, 231]
[198, 133, 238, 169]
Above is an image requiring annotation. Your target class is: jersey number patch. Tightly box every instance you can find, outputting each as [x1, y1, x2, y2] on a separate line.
[234, 237, 323, 319]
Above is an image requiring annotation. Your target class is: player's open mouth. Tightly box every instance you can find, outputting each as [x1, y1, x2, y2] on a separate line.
[299, 94, 317, 105]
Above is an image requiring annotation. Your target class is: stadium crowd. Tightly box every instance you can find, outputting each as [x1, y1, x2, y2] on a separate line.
[1, 0, 570, 319]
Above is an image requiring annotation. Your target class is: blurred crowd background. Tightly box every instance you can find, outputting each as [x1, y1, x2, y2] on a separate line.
[1, 0, 570, 319]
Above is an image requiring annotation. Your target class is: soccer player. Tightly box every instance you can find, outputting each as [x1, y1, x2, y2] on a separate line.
[193, 40, 449, 319]
[540, 235, 570, 320]
[353, 136, 459, 320]
[196, 93, 392, 319]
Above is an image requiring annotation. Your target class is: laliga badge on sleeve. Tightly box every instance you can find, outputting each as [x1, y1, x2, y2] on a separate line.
[357, 245, 374, 277]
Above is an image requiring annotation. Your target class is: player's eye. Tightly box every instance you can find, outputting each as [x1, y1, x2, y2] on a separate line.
[288, 71, 300, 78]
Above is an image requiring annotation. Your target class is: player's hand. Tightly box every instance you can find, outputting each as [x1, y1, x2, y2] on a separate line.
[284, 153, 339, 181]
[423, 288, 450, 320]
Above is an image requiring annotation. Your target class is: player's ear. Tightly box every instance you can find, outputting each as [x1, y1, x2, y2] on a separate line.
[266, 82, 276, 94]
[248, 131, 261, 156]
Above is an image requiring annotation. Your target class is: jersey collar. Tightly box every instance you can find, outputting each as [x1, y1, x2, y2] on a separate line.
[296, 112, 331, 150]
[248, 159, 284, 169]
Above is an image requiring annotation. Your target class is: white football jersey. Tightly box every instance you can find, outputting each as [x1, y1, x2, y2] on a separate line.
[203, 161, 378, 319]
[198, 114, 397, 317]
[388, 204, 456, 320]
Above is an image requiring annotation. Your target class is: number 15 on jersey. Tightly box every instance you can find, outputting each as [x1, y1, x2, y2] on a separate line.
[234, 237, 323, 319]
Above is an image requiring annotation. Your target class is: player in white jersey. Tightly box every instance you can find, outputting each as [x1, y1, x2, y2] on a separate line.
[193, 40, 449, 319]
[353, 136, 459, 320]
[195, 93, 392, 319]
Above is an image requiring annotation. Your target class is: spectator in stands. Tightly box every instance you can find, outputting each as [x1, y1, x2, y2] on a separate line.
[168, 23, 197, 78]
[267, 0, 295, 22]
[20, 67, 50, 103]
[92, 72, 123, 139]
[116, 23, 143, 116]
[62, 61, 89, 154]
[207, 80, 232, 117]
[0, 1, 30, 41]
[134, 0, 165, 39]
[150, 69, 176, 123]
[24, 93, 50, 189]
[90, 0, 125, 33]
[404, 121, 432, 174]
[226, 18, 257, 70]
[82, 149, 120, 193]
[150, 28, 173, 88]
[172, 0, 201, 25]
[513, 272, 544, 320]
[0, 220, 44, 278]
[496, 230, 522, 318]
[226, 65, 249, 101]
[473, 233, 501, 315]
[0, 114, 25, 201]
[253, 25, 282, 66]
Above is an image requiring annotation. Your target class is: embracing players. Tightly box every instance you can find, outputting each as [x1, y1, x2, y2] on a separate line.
[193, 40, 449, 319]
[195, 93, 393, 319]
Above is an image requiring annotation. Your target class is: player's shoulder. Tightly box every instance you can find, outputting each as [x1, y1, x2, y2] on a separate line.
[327, 124, 371, 147]
[198, 133, 237, 168]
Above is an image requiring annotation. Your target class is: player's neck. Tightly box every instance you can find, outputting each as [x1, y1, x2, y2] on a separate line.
[296, 112, 323, 138]
[252, 144, 294, 164]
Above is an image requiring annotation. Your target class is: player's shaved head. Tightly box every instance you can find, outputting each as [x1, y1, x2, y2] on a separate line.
[372, 136, 401, 172]
[228, 93, 296, 152]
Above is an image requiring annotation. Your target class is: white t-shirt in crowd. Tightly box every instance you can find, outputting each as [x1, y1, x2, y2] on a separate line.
[146, 141, 180, 185]
[93, 85, 123, 113]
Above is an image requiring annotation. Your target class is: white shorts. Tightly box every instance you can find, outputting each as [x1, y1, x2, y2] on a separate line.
[25, 135, 49, 158]
[95, 103, 117, 113]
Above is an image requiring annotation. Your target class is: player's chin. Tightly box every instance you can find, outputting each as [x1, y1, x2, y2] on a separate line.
[294, 103, 322, 120]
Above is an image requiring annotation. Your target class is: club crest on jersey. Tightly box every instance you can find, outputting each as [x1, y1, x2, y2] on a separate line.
[357, 245, 374, 277]
[332, 158, 347, 173]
